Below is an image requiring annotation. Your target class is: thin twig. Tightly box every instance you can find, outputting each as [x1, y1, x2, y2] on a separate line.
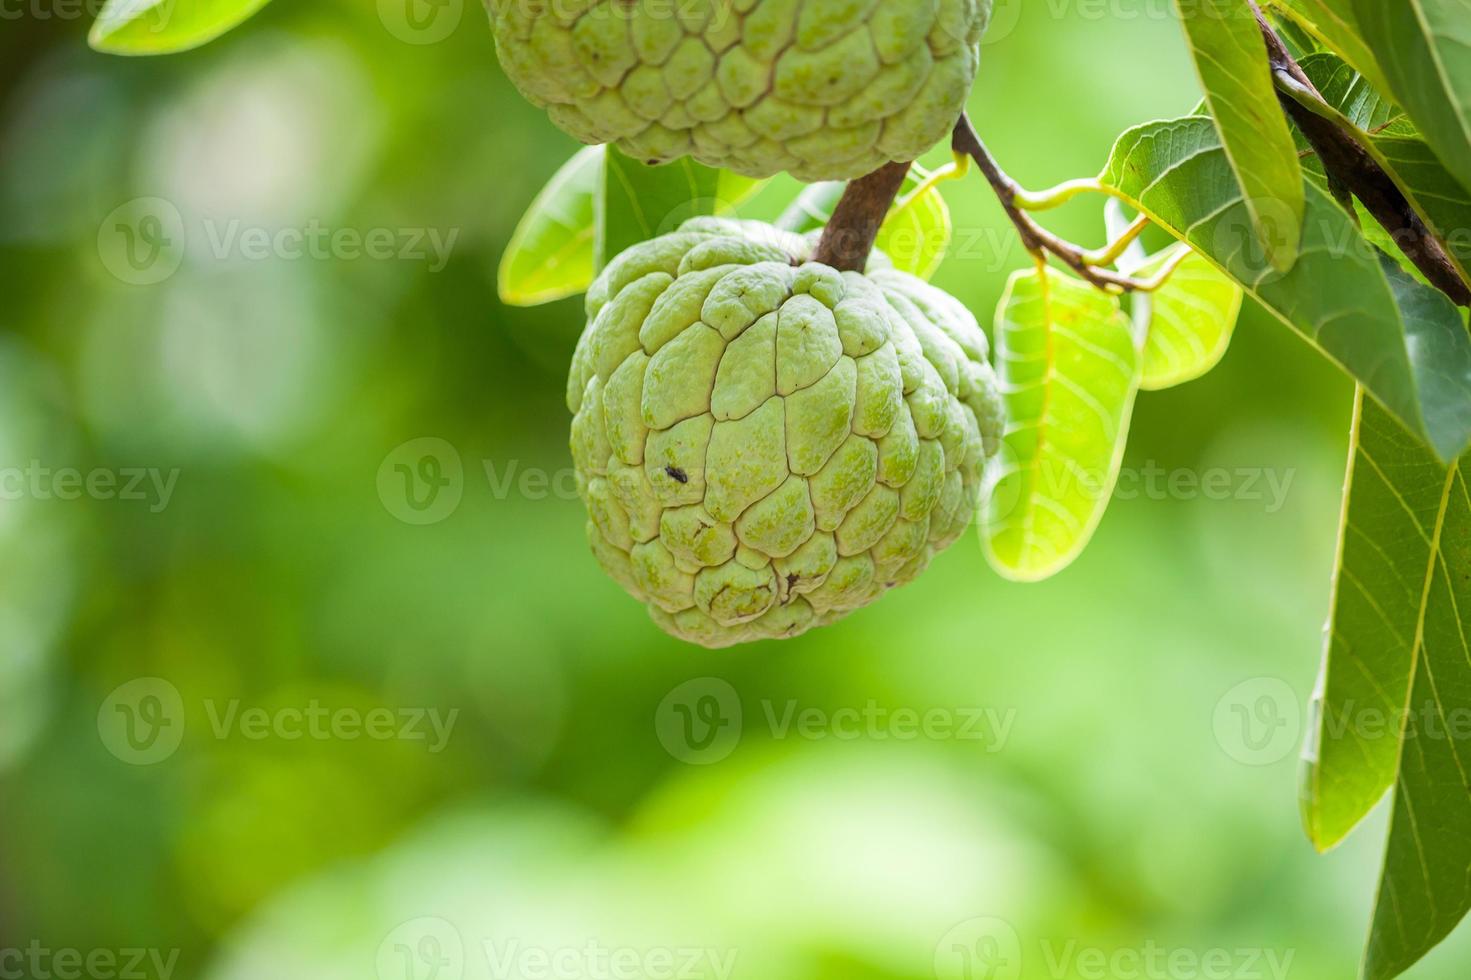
[952, 114, 1163, 294]
[812, 160, 912, 272]
[1250, 2, 1471, 306]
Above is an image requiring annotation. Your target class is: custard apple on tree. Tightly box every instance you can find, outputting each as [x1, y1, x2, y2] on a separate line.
[489, 0, 993, 181]
[567, 217, 1003, 647]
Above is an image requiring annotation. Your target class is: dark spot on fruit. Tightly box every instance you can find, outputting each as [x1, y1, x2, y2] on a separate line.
[786, 573, 799, 589]
[666, 466, 688, 484]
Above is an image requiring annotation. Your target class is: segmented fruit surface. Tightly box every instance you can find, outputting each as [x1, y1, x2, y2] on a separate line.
[490, 0, 993, 181]
[567, 218, 1003, 647]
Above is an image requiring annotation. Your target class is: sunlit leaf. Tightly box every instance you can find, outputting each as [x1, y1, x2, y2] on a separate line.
[501, 148, 768, 304]
[1135, 246, 1244, 390]
[875, 174, 952, 280]
[1305, 390, 1471, 980]
[90, 0, 272, 55]
[1174, 0, 1305, 272]
[1352, 0, 1471, 196]
[498, 147, 601, 307]
[1102, 115, 1471, 462]
[774, 168, 952, 280]
[982, 268, 1140, 583]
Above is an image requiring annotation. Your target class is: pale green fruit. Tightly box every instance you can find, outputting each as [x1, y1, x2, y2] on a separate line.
[488, 0, 994, 181]
[567, 218, 1003, 648]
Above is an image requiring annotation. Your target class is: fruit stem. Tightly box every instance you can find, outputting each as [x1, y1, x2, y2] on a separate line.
[893, 153, 970, 213]
[953, 114, 1163, 295]
[1084, 213, 1151, 268]
[813, 160, 913, 272]
[1012, 178, 1130, 212]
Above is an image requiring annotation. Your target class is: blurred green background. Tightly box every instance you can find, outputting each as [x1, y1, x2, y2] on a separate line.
[2, 1, 1468, 978]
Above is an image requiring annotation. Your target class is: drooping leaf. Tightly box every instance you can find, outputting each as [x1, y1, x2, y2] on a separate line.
[774, 168, 953, 280]
[775, 183, 844, 235]
[598, 148, 725, 269]
[90, 0, 272, 55]
[1174, 0, 1305, 272]
[1135, 246, 1244, 390]
[1292, 53, 1471, 286]
[875, 173, 952, 281]
[982, 268, 1140, 582]
[498, 147, 602, 307]
[1351, 0, 1471, 196]
[504, 146, 766, 302]
[1305, 390, 1471, 980]
[1266, 0, 1393, 96]
[1101, 115, 1471, 462]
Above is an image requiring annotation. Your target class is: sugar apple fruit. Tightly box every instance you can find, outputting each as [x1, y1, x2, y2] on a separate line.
[567, 217, 1003, 647]
[488, 0, 993, 181]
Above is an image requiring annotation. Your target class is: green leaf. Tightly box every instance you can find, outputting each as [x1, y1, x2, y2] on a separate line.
[90, 0, 271, 55]
[502, 147, 766, 304]
[982, 268, 1140, 583]
[1135, 246, 1244, 390]
[498, 147, 602, 307]
[598, 148, 727, 270]
[1101, 115, 1471, 462]
[1268, 10, 1324, 60]
[1305, 390, 1471, 980]
[875, 174, 952, 281]
[1293, 52, 1471, 286]
[775, 183, 844, 235]
[1352, 0, 1471, 196]
[1174, 0, 1306, 272]
[1266, 0, 1394, 96]
[774, 168, 953, 280]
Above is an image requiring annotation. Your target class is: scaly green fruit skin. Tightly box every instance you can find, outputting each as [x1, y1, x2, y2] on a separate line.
[567, 218, 1003, 648]
[489, 0, 993, 181]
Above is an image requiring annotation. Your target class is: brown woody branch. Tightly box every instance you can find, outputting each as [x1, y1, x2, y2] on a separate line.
[1251, 3, 1471, 306]
[951, 114, 1159, 293]
[813, 161, 913, 271]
